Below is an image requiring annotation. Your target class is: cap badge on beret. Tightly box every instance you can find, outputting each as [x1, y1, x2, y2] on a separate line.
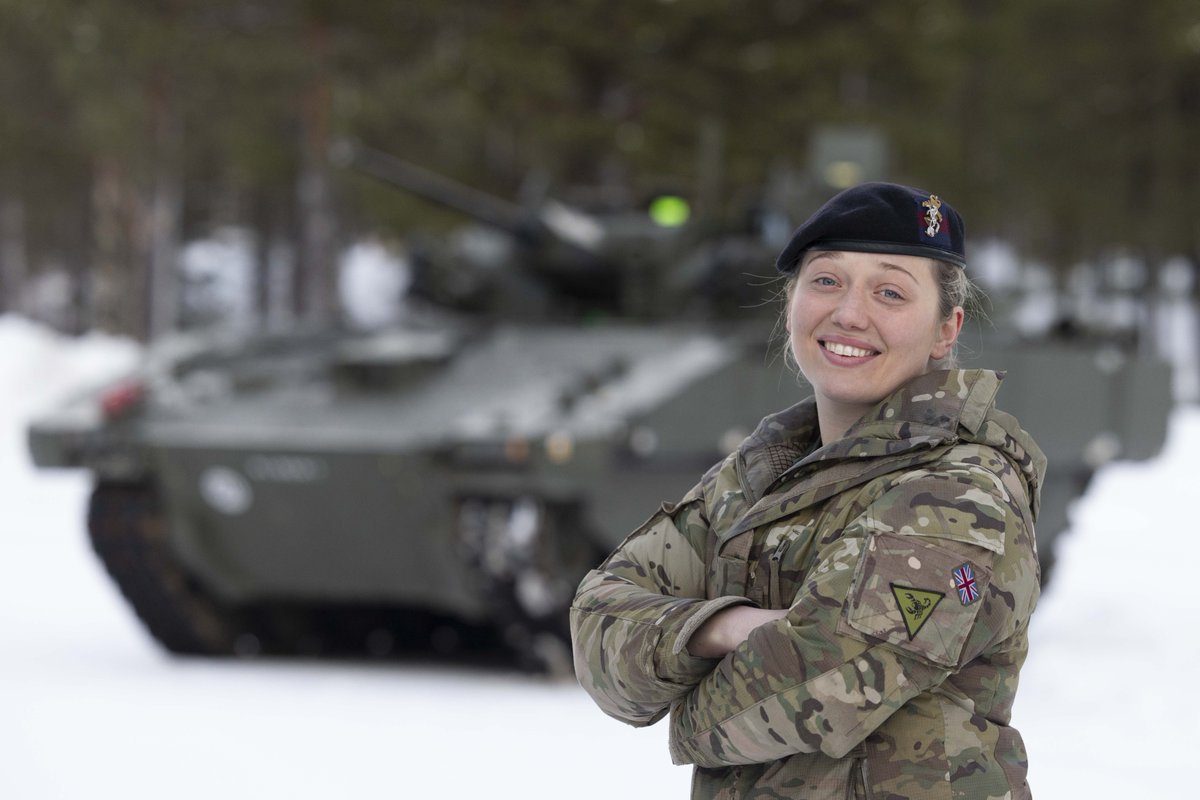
[921, 195, 943, 238]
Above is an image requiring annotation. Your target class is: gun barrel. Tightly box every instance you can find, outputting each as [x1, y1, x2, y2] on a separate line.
[336, 142, 539, 239]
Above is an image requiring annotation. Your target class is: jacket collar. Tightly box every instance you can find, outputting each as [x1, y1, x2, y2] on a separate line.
[737, 369, 1007, 505]
[716, 368, 1044, 556]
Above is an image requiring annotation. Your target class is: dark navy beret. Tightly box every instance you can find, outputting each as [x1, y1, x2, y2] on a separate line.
[775, 182, 966, 273]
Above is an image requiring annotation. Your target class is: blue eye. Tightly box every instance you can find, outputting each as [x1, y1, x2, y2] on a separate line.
[880, 288, 904, 300]
[814, 276, 838, 287]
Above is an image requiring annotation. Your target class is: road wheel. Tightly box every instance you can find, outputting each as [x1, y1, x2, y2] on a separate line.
[87, 481, 251, 656]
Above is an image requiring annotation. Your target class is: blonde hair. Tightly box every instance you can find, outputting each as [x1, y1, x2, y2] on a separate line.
[932, 260, 982, 368]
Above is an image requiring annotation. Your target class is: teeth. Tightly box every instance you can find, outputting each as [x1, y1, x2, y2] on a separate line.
[824, 341, 874, 358]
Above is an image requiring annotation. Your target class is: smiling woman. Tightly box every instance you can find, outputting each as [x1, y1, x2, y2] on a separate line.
[570, 183, 1046, 800]
[786, 249, 964, 444]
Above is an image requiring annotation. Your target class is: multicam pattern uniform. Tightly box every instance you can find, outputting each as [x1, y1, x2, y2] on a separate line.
[570, 369, 1045, 800]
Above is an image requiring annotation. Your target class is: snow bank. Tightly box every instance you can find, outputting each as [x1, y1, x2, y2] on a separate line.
[1019, 403, 1199, 797]
[0, 315, 140, 429]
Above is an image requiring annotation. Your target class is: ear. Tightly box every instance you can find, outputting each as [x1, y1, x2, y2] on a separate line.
[930, 306, 964, 360]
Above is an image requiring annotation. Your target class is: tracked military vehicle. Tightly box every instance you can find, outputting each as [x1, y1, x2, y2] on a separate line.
[28, 144, 1172, 670]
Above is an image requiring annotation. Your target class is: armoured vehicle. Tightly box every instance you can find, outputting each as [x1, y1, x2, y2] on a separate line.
[27, 144, 1173, 671]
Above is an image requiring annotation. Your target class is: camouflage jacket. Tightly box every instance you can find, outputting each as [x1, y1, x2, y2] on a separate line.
[570, 369, 1045, 800]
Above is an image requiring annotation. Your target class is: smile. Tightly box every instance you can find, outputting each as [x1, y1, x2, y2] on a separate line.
[821, 340, 878, 358]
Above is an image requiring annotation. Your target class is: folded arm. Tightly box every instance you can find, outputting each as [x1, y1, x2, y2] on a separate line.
[669, 464, 1035, 766]
[569, 481, 755, 726]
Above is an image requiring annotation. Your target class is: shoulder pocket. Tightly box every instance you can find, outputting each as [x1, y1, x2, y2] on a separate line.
[837, 531, 992, 668]
[863, 473, 1008, 555]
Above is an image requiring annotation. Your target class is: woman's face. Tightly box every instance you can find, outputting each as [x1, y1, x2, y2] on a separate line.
[787, 249, 963, 426]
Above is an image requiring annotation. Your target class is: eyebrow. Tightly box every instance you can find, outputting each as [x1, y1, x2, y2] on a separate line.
[802, 252, 923, 281]
[803, 250, 841, 266]
[879, 261, 918, 281]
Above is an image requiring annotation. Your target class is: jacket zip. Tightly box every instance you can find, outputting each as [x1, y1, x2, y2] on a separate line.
[846, 755, 873, 800]
[767, 524, 810, 608]
[768, 548, 782, 609]
[767, 536, 790, 608]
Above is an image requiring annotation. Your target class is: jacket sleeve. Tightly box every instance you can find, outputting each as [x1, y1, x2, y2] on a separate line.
[668, 458, 1039, 766]
[569, 478, 757, 727]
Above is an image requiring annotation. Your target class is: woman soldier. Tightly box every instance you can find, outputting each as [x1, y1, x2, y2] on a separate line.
[570, 183, 1044, 799]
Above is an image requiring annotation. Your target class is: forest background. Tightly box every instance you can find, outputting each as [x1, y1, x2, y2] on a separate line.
[1, 0, 1199, 342]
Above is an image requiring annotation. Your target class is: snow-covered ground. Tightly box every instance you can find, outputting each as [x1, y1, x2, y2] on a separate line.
[0, 315, 1193, 799]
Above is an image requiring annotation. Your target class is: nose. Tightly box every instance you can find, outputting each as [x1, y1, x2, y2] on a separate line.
[830, 286, 869, 329]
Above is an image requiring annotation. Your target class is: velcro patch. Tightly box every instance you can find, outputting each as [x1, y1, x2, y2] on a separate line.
[889, 585, 944, 639]
[839, 531, 991, 667]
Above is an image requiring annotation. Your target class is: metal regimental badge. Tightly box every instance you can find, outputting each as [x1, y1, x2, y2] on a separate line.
[953, 563, 979, 605]
[890, 583, 945, 639]
[922, 194, 943, 238]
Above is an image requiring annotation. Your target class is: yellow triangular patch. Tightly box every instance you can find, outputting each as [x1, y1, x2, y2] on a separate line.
[890, 584, 944, 639]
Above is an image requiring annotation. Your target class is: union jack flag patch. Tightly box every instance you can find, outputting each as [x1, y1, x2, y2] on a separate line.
[953, 563, 979, 605]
